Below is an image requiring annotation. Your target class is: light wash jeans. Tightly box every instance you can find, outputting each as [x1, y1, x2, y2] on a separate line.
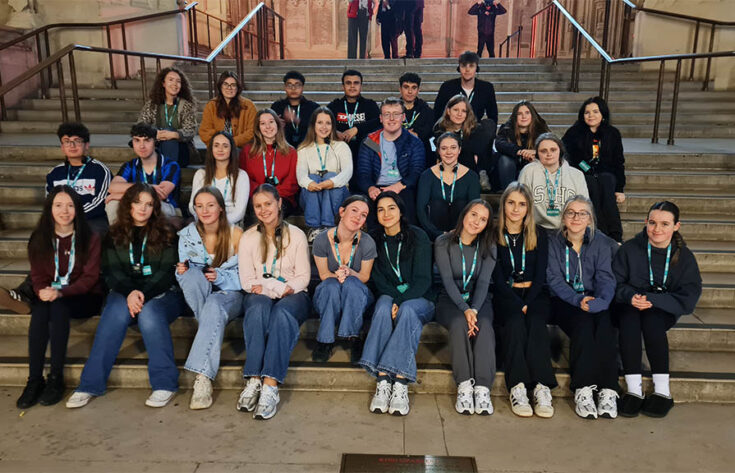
[299, 172, 351, 228]
[313, 276, 373, 344]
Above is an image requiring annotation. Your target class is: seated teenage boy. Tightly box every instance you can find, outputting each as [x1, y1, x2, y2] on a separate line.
[399, 72, 434, 167]
[270, 70, 320, 148]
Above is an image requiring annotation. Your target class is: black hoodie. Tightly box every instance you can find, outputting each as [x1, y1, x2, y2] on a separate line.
[562, 122, 626, 193]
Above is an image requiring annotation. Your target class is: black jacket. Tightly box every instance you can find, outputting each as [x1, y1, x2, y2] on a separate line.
[270, 97, 320, 148]
[468, 2, 507, 35]
[433, 77, 498, 124]
[562, 122, 626, 193]
[403, 97, 434, 144]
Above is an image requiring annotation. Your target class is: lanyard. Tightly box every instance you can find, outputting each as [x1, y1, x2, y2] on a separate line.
[647, 242, 671, 289]
[287, 104, 300, 131]
[504, 233, 525, 274]
[463, 89, 475, 104]
[383, 240, 403, 283]
[459, 240, 479, 293]
[565, 246, 585, 293]
[316, 144, 330, 171]
[53, 233, 76, 287]
[334, 229, 357, 268]
[138, 158, 158, 184]
[223, 176, 230, 202]
[163, 99, 178, 127]
[403, 110, 420, 129]
[440, 165, 458, 203]
[379, 132, 397, 170]
[262, 149, 278, 184]
[263, 253, 278, 278]
[129, 235, 148, 267]
[544, 167, 561, 209]
[67, 160, 88, 188]
[344, 100, 359, 128]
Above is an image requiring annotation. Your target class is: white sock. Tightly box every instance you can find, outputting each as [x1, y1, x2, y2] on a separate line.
[652, 373, 670, 397]
[624, 374, 643, 396]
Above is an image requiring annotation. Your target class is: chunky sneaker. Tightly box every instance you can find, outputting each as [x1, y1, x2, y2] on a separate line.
[455, 379, 475, 415]
[473, 385, 493, 415]
[39, 373, 65, 406]
[574, 385, 598, 419]
[532, 384, 554, 418]
[190, 374, 213, 410]
[597, 388, 619, 419]
[65, 391, 94, 409]
[0, 288, 31, 314]
[388, 382, 410, 416]
[509, 382, 533, 417]
[369, 379, 392, 414]
[237, 377, 262, 412]
[478, 170, 492, 192]
[16, 377, 45, 409]
[145, 390, 176, 408]
[253, 383, 280, 420]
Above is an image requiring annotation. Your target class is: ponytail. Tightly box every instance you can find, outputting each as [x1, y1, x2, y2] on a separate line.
[672, 230, 686, 266]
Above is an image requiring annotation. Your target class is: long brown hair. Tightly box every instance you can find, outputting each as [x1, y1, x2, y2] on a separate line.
[496, 181, 538, 251]
[251, 183, 291, 265]
[193, 187, 232, 267]
[648, 201, 686, 265]
[433, 94, 478, 138]
[450, 199, 495, 259]
[204, 131, 239, 204]
[298, 107, 341, 151]
[214, 71, 243, 120]
[108, 183, 174, 251]
[148, 67, 194, 104]
[248, 109, 292, 159]
[509, 101, 549, 150]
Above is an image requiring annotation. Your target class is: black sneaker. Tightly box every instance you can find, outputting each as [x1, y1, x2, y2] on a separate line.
[641, 393, 674, 418]
[349, 337, 364, 365]
[16, 377, 45, 409]
[311, 342, 333, 363]
[618, 392, 645, 418]
[39, 373, 65, 406]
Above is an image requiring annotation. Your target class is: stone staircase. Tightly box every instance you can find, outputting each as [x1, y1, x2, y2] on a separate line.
[0, 58, 733, 402]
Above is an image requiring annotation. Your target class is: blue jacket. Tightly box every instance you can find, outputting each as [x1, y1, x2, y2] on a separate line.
[547, 228, 616, 313]
[356, 128, 426, 193]
[176, 223, 241, 291]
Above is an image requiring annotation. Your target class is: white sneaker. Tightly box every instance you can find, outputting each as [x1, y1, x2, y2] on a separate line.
[509, 382, 533, 417]
[479, 170, 492, 192]
[388, 382, 410, 416]
[237, 377, 262, 412]
[370, 379, 392, 414]
[189, 374, 213, 410]
[307, 227, 325, 243]
[253, 383, 280, 420]
[597, 388, 619, 419]
[574, 385, 598, 419]
[145, 389, 176, 408]
[66, 391, 94, 409]
[473, 385, 493, 415]
[533, 384, 554, 418]
[455, 379, 475, 415]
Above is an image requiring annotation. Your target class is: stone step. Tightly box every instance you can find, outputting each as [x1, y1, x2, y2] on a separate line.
[619, 194, 735, 215]
[624, 153, 735, 171]
[625, 171, 735, 193]
[622, 217, 735, 242]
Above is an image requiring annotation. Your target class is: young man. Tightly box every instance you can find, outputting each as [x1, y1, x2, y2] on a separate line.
[356, 97, 425, 224]
[469, 0, 507, 58]
[106, 123, 181, 223]
[399, 72, 433, 166]
[270, 70, 320, 148]
[327, 70, 381, 189]
[433, 51, 498, 125]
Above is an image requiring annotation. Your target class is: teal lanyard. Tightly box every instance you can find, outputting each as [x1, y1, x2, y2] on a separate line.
[403, 110, 420, 129]
[334, 228, 357, 268]
[440, 165, 458, 203]
[53, 233, 75, 287]
[344, 100, 359, 128]
[504, 233, 525, 274]
[139, 158, 158, 184]
[263, 251, 278, 278]
[129, 235, 148, 267]
[544, 167, 561, 209]
[223, 176, 230, 202]
[464, 89, 475, 104]
[459, 240, 479, 294]
[163, 99, 178, 127]
[384, 240, 403, 283]
[67, 160, 88, 188]
[316, 144, 330, 171]
[379, 132, 397, 171]
[648, 242, 671, 289]
[565, 246, 585, 293]
[288, 104, 300, 131]
[262, 149, 278, 184]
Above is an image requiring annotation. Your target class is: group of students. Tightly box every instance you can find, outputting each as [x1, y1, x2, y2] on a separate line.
[9, 51, 702, 422]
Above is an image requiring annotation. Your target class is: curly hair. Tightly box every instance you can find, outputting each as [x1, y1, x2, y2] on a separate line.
[148, 67, 194, 104]
[107, 183, 175, 251]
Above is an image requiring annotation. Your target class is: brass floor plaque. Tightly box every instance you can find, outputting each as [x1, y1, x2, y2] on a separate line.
[340, 454, 478, 473]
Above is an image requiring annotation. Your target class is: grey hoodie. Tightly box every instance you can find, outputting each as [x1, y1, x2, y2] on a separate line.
[518, 160, 589, 230]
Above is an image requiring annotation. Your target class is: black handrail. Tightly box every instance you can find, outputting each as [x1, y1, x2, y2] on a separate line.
[498, 25, 523, 58]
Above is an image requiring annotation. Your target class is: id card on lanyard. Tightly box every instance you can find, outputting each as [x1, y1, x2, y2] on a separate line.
[544, 167, 561, 217]
[52, 233, 76, 289]
[380, 133, 401, 181]
[459, 240, 479, 302]
[384, 239, 409, 293]
[130, 235, 152, 276]
[565, 246, 585, 293]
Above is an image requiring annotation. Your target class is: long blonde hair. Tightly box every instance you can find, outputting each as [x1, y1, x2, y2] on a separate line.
[251, 183, 291, 264]
[248, 108, 292, 159]
[298, 107, 341, 151]
[496, 182, 538, 251]
[193, 187, 232, 267]
[433, 94, 478, 138]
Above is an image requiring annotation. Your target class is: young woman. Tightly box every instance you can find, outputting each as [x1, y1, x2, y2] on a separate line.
[518, 133, 589, 231]
[199, 71, 257, 148]
[563, 97, 626, 242]
[495, 101, 550, 189]
[137, 67, 197, 167]
[491, 182, 556, 418]
[613, 201, 702, 418]
[66, 184, 185, 409]
[189, 132, 250, 226]
[547, 195, 618, 419]
[16, 187, 104, 409]
[297, 107, 353, 242]
[312, 195, 376, 363]
[360, 192, 434, 416]
[239, 109, 300, 218]
[416, 132, 481, 240]
[237, 184, 311, 420]
[432, 95, 495, 190]
[434, 199, 497, 415]
[177, 187, 245, 410]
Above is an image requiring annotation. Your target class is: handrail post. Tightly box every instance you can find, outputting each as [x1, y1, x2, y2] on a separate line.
[621, 4, 632, 57]
[279, 16, 284, 59]
[193, 8, 199, 57]
[140, 56, 148, 102]
[156, 58, 161, 75]
[604, 61, 612, 101]
[35, 34, 49, 99]
[689, 21, 700, 80]
[121, 23, 130, 79]
[651, 60, 666, 144]
[44, 31, 52, 92]
[703, 24, 715, 91]
[516, 25, 522, 58]
[667, 59, 683, 145]
[599, 58, 607, 97]
[106, 26, 117, 89]
[211, 60, 218, 99]
[56, 60, 68, 123]
[68, 51, 81, 122]
[0, 72, 6, 121]
[570, 29, 579, 92]
[552, 7, 560, 65]
[235, 32, 242, 80]
[602, 0, 611, 50]
[207, 62, 213, 100]
[207, 15, 212, 51]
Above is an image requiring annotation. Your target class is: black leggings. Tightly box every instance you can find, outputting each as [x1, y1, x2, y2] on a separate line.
[28, 294, 103, 380]
[585, 172, 623, 243]
[616, 304, 676, 375]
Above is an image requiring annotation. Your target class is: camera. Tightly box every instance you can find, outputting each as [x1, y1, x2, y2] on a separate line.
[132, 264, 142, 275]
[316, 170, 328, 178]
[265, 176, 279, 186]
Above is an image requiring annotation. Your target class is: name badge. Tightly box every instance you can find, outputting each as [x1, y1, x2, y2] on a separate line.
[51, 281, 63, 289]
[132, 264, 142, 275]
[142, 265, 153, 276]
[397, 283, 409, 293]
[546, 207, 560, 217]
[461, 292, 470, 302]
[579, 160, 591, 172]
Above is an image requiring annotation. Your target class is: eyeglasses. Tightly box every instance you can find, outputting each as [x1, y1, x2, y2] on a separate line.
[61, 139, 84, 147]
[284, 83, 303, 90]
[222, 82, 238, 89]
[564, 210, 591, 219]
[381, 112, 404, 120]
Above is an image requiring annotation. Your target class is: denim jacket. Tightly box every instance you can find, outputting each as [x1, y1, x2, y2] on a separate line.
[176, 223, 241, 291]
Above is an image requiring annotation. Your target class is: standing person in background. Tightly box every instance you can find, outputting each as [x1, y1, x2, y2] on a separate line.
[399, 72, 434, 165]
[433, 51, 498, 125]
[393, 0, 416, 58]
[469, 0, 507, 58]
[495, 101, 550, 190]
[271, 71, 320, 148]
[412, 0, 424, 58]
[198, 72, 257, 150]
[347, 0, 375, 59]
[377, 0, 398, 59]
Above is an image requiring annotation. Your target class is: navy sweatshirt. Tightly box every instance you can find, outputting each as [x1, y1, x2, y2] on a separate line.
[46, 157, 112, 221]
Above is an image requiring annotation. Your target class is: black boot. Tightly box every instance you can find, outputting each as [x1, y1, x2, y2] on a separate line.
[16, 377, 45, 409]
[349, 337, 364, 365]
[39, 373, 65, 406]
[311, 342, 333, 363]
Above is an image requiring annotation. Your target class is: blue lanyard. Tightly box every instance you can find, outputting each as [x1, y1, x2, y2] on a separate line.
[163, 99, 178, 127]
[129, 235, 148, 267]
[334, 228, 357, 268]
[53, 233, 75, 287]
[287, 104, 300, 131]
[459, 240, 479, 293]
[544, 167, 561, 209]
[316, 144, 330, 171]
[440, 165, 457, 203]
[403, 110, 420, 129]
[504, 233, 525, 274]
[262, 149, 278, 184]
[383, 240, 403, 283]
[344, 100, 359, 128]
[138, 158, 158, 184]
[647, 242, 671, 289]
[565, 246, 585, 293]
[67, 160, 88, 189]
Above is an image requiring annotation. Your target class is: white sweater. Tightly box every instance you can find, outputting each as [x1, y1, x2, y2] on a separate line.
[518, 160, 589, 230]
[296, 141, 353, 189]
[189, 168, 250, 225]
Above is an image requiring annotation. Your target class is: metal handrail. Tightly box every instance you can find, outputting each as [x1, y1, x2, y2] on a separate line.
[498, 25, 523, 58]
[631, 6, 735, 26]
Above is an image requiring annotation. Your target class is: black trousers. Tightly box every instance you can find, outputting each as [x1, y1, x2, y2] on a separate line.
[379, 14, 398, 58]
[347, 9, 369, 59]
[551, 297, 618, 390]
[495, 288, 557, 390]
[435, 294, 496, 388]
[412, 7, 423, 57]
[28, 294, 104, 380]
[585, 172, 623, 243]
[616, 304, 676, 375]
[477, 31, 496, 58]
[394, 3, 415, 56]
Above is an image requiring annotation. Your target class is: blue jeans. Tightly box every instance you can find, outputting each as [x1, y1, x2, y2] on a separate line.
[242, 292, 310, 384]
[158, 126, 189, 167]
[313, 276, 373, 344]
[178, 268, 244, 380]
[76, 289, 185, 395]
[359, 295, 434, 383]
[299, 172, 350, 228]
